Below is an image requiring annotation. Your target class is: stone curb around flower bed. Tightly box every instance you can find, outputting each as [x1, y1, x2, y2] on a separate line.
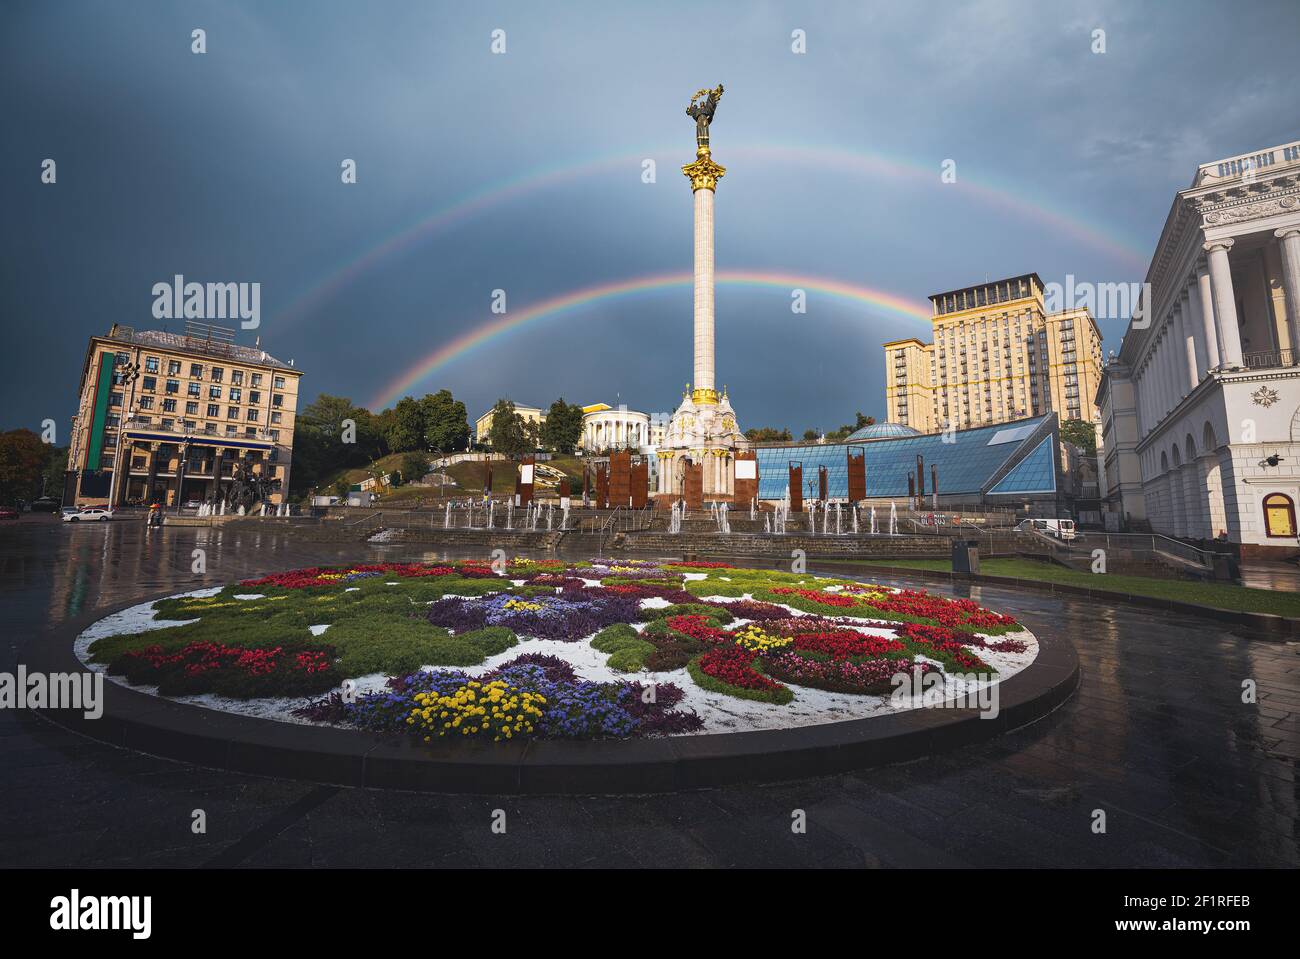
[810, 562, 1298, 641]
[23, 586, 1078, 795]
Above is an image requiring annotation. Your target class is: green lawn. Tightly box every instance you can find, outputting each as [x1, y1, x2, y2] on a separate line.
[858, 557, 1300, 618]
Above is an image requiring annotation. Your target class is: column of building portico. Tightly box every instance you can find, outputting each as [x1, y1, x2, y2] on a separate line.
[1157, 324, 1174, 420]
[1276, 228, 1300, 360]
[1187, 271, 1218, 377]
[1195, 259, 1225, 370]
[1204, 240, 1244, 367]
[1177, 295, 1199, 393]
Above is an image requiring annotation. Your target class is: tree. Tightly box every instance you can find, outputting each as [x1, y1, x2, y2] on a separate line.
[385, 397, 426, 453]
[744, 427, 792, 443]
[487, 399, 533, 458]
[853, 412, 876, 430]
[42, 445, 68, 498]
[399, 451, 429, 486]
[291, 394, 383, 496]
[0, 430, 49, 505]
[802, 429, 820, 442]
[1061, 418, 1097, 455]
[420, 390, 469, 453]
[540, 398, 584, 453]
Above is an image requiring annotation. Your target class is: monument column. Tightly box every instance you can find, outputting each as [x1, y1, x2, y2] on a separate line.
[683, 138, 725, 403]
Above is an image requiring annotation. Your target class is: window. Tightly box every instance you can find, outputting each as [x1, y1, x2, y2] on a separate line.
[211, 367, 224, 383]
[139, 396, 154, 410]
[273, 376, 285, 390]
[145, 357, 160, 373]
[185, 402, 198, 415]
[165, 379, 179, 394]
[190, 363, 203, 377]
[209, 385, 222, 400]
[161, 418, 175, 430]
[109, 392, 122, 407]
[270, 411, 282, 424]
[207, 404, 219, 417]
[247, 409, 259, 422]
[226, 425, 238, 435]
[167, 360, 181, 376]
[142, 376, 156, 391]
[204, 423, 217, 435]
[188, 382, 201, 397]
[231, 370, 244, 386]
[162, 398, 177, 413]
[227, 407, 239, 419]
[229, 388, 242, 403]
[249, 391, 261, 405]
[1264, 493, 1296, 537]
[251, 373, 262, 387]
[244, 427, 257, 437]
[106, 413, 120, 428]
[135, 415, 151, 426]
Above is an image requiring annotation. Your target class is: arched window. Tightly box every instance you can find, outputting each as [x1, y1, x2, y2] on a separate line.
[1263, 493, 1297, 538]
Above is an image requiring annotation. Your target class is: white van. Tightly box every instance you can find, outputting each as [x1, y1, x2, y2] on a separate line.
[1018, 518, 1076, 541]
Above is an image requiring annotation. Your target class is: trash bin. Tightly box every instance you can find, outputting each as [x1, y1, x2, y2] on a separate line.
[952, 539, 980, 574]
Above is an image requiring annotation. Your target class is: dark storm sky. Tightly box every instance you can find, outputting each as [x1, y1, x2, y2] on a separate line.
[2, 0, 1296, 436]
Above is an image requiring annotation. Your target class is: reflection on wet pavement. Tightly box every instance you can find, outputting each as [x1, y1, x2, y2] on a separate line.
[1, 520, 1297, 868]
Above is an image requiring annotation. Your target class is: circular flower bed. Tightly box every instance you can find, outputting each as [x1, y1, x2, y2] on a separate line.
[74, 557, 1038, 739]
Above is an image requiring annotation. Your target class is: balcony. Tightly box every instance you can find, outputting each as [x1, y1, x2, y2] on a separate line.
[1242, 348, 1300, 371]
[1194, 142, 1300, 187]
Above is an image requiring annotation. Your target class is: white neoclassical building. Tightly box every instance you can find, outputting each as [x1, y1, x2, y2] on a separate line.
[579, 403, 667, 454]
[1098, 139, 1300, 556]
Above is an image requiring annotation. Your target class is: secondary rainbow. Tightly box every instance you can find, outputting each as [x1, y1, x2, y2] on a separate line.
[367, 270, 930, 410]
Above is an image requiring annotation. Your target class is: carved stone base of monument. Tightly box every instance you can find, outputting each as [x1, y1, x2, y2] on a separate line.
[789, 462, 803, 513]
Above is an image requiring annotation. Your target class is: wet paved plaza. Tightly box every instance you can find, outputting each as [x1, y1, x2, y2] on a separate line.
[2, 518, 1297, 867]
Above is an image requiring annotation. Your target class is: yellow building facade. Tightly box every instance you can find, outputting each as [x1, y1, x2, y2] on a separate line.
[884, 274, 1103, 433]
[67, 324, 302, 507]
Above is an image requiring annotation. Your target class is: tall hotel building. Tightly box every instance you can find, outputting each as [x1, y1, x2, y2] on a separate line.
[883, 273, 1104, 434]
[65, 323, 302, 508]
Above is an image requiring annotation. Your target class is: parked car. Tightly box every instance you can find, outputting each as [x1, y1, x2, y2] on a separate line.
[0, 507, 19, 520]
[64, 507, 114, 522]
[30, 497, 61, 513]
[182, 499, 204, 510]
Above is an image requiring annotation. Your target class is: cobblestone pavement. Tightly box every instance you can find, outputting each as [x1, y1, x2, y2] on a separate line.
[2, 519, 1296, 867]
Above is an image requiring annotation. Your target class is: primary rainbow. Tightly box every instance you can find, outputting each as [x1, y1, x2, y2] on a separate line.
[367, 270, 930, 410]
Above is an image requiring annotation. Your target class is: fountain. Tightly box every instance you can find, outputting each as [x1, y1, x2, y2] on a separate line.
[444, 502, 452, 529]
[835, 502, 842, 536]
[560, 503, 569, 530]
[669, 500, 682, 534]
[870, 505, 877, 535]
[889, 501, 898, 536]
[851, 505, 859, 534]
[546, 504, 554, 531]
[506, 501, 513, 530]
[764, 512, 771, 534]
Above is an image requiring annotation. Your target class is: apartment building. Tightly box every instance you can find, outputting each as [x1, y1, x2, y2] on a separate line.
[66, 323, 303, 507]
[884, 273, 1103, 433]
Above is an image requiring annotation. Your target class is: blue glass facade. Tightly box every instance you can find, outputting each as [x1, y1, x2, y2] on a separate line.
[752, 415, 1057, 500]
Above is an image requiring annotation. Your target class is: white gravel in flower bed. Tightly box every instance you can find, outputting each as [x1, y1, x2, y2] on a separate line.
[73, 586, 1039, 735]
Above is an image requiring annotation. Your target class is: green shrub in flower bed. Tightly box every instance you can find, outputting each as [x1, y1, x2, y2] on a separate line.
[591, 624, 656, 672]
[314, 615, 518, 674]
[637, 603, 734, 625]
